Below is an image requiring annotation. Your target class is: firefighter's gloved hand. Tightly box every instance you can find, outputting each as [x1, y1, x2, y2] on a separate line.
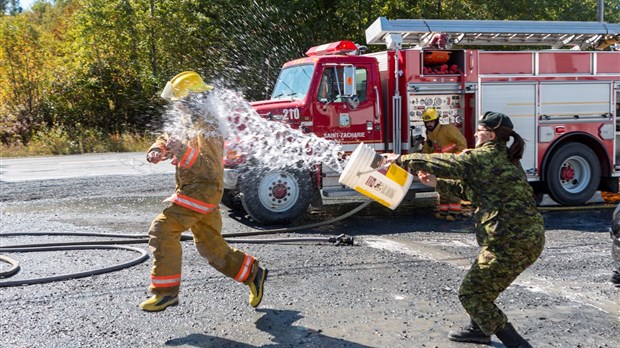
[166, 136, 184, 157]
[147, 149, 164, 164]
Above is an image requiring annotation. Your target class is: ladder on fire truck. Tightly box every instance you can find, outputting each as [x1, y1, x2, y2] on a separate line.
[366, 17, 620, 50]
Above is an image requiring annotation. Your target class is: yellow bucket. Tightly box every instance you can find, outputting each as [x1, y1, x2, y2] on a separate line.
[338, 143, 413, 209]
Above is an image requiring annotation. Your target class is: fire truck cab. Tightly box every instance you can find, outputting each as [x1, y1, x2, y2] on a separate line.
[223, 17, 620, 225]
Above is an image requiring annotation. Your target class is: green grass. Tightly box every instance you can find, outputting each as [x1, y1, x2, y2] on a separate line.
[1, 129, 156, 157]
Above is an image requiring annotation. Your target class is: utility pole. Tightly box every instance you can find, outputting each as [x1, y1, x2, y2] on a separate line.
[598, 0, 604, 22]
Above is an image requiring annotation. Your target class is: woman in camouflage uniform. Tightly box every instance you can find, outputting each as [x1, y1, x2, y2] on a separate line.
[387, 111, 544, 348]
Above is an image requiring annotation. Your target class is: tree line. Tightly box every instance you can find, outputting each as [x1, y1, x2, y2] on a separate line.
[1, 0, 618, 152]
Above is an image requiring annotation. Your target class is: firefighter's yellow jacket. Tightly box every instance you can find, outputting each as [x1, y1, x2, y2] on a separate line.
[423, 123, 467, 154]
[149, 118, 224, 212]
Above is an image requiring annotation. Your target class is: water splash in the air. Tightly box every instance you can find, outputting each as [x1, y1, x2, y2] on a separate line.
[162, 88, 346, 173]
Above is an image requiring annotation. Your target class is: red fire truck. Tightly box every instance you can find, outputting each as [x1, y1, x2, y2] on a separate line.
[223, 17, 620, 225]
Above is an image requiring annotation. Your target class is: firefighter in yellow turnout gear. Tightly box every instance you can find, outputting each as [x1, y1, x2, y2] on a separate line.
[421, 108, 467, 221]
[140, 71, 268, 312]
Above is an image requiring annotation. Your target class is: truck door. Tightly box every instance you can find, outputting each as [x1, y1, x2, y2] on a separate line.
[313, 64, 381, 153]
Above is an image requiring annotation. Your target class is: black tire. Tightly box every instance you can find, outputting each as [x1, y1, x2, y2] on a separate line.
[239, 167, 314, 225]
[221, 188, 244, 212]
[545, 143, 600, 205]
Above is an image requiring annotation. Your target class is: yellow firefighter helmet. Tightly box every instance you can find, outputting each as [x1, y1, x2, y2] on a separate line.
[160, 71, 213, 101]
[422, 108, 439, 122]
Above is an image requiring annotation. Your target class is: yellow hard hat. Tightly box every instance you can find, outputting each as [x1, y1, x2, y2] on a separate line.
[422, 108, 439, 122]
[160, 71, 213, 101]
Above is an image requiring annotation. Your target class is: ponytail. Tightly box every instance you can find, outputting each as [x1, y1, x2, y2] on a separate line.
[493, 126, 525, 164]
[508, 131, 525, 164]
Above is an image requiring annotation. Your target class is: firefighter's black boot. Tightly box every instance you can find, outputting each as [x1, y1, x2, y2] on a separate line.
[447, 319, 491, 344]
[495, 322, 533, 348]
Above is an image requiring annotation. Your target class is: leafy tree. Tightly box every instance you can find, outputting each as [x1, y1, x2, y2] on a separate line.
[0, 14, 44, 143]
[0, 0, 618, 149]
[1, 0, 22, 15]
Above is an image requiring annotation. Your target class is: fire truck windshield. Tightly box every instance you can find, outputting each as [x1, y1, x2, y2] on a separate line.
[271, 64, 314, 101]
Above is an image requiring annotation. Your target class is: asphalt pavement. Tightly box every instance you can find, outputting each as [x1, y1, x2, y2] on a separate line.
[0, 153, 618, 347]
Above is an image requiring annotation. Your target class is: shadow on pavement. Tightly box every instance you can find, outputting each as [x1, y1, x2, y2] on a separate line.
[164, 308, 372, 348]
[165, 333, 254, 348]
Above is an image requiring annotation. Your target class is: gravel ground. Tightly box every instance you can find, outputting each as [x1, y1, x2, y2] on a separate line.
[1, 174, 618, 348]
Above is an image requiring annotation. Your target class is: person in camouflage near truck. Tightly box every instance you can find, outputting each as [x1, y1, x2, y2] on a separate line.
[384, 111, 544, 348]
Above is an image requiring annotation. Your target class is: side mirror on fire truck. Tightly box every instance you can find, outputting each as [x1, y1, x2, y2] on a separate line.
[342, 65, 359, 110]
[343, 66, 355, 96]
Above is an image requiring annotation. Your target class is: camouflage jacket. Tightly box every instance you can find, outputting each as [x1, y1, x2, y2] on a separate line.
[400, 141, 544, 247]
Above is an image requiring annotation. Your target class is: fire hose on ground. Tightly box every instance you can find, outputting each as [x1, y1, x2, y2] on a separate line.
[3, 200, 613, 287]
[0, 200, 370, 287]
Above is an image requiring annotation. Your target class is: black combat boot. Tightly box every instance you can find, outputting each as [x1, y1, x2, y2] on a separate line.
[610, 269, 620, 287]
[448, 319, 492, 344]
[495, 322, 533, 348]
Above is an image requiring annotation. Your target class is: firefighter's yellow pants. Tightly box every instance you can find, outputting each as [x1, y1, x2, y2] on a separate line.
[147, 203, 258, 296]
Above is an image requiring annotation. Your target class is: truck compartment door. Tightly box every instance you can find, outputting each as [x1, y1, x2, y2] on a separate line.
[540, 82, 612, 119]
[480, 83, 537, 177]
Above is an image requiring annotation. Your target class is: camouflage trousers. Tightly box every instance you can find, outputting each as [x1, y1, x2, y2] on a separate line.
[458, 236, 545, 335]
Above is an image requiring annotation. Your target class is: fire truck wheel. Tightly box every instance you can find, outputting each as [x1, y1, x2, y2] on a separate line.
[545, 142, 600, 205]
[221, 189, 244, 212]
[238, 167, 313, 225]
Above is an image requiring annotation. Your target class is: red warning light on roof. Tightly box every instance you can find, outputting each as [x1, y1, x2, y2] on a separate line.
[306, 41, 358, 56]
